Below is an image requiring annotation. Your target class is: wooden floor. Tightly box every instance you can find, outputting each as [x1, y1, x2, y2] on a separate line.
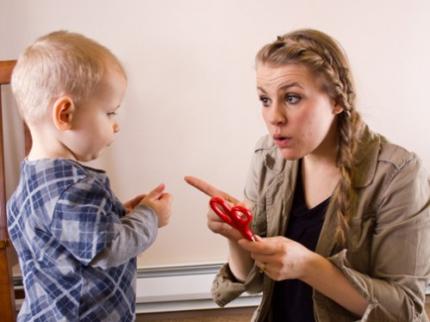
[137, 296, 430, 322]
[137, 307, 255, 322]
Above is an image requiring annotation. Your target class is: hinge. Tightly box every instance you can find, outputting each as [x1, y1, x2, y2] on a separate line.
[0, 239, 10, 249]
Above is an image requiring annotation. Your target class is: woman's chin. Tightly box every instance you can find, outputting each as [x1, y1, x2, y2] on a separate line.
[278, 148, 303, 161]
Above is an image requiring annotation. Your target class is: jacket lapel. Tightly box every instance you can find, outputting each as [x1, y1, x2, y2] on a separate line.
[266, 160, 299, 237]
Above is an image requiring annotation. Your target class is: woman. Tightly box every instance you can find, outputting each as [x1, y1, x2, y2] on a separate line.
[185, 29, 430, 321]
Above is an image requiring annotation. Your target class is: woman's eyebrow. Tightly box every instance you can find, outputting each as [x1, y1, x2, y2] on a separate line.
[279, 82, 303, 90]
[257, 82, 303, 93]
[257, 86, 267, 93]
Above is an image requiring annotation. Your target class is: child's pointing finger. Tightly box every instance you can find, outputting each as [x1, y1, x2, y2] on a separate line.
[147, 183, 165, 199]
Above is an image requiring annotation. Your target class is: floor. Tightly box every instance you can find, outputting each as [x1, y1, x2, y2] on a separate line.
[136, 307, 255, 322]
[138, 296, 430, 322]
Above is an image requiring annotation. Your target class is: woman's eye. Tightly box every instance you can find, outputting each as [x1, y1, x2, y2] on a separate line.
[285, 94, 301, 104]
[259, 95, 271, 107]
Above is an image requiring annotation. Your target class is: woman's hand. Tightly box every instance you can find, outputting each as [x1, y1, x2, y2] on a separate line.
[184, 176, 243, 241]
[206, 203, 245, 241]
[185, 176, 255, 280]
[238, 235, 315, 281]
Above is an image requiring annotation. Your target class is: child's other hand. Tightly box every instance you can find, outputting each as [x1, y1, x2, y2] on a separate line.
[123, 194, 146, 213]
[139, 184, 172, 228]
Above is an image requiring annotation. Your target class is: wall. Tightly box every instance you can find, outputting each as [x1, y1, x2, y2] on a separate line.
[1, 0, 429, 268]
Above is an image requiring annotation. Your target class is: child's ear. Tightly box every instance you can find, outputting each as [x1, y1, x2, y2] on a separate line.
[52, 96, 76, 131]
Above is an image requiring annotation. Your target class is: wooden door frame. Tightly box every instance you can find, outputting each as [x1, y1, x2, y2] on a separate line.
[0, 60, 18, 322]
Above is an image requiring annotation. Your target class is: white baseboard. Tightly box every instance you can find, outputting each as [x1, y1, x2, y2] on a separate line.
[135, 263, 261, 313]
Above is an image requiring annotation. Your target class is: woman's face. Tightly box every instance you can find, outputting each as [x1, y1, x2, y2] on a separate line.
[256, 63, 342, 160]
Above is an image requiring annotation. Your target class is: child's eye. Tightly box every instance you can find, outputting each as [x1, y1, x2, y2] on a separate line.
[285, 94, 301, 104]
[259, 95, 271, 107]
[107, 112, 117, 117]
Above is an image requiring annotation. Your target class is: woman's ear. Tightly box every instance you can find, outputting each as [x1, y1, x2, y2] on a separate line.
[52, 96, 75, 131]
[332, 101, 344, 115]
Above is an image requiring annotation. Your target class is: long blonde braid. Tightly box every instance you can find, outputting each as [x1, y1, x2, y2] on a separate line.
[256, 29, 363, 246]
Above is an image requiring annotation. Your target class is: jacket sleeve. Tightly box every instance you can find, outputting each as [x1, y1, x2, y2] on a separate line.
[212, 136, 277, 306]
[329, 156, 430, 321]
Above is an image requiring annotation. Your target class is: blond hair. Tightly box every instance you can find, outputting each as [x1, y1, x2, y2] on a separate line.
[256, 29, 363, 246]
[11, 30, 126, 123]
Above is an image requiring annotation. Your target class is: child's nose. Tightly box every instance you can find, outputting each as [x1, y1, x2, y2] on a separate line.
[113, 123, 120, 133]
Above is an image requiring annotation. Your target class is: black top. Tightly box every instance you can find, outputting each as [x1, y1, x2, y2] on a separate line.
[272, 164, 330, 322]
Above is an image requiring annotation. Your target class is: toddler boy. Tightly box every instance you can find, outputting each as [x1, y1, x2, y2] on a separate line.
[7, 31, 172, 321]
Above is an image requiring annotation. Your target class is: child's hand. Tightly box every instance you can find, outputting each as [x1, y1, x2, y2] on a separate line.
[139, 184, 172, 228]
[123, 194, 146, 213]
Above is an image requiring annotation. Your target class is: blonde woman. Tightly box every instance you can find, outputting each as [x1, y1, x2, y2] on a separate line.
[186, 29, 430, 321]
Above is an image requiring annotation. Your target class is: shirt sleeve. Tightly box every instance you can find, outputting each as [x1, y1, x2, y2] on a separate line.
[328, 156, 430, 321]
[89, 205, 158, 268]
[51, 176, 158, 267]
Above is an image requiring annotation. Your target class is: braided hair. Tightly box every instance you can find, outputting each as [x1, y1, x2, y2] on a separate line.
[256, 29, 363, 246]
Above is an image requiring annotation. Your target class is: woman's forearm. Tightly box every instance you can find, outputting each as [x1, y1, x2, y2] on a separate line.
[302, 253, 368, 317]
[228, 239, 254, 282]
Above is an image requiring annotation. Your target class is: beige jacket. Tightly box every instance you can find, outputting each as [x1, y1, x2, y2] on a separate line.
[212, 126, 430, 322]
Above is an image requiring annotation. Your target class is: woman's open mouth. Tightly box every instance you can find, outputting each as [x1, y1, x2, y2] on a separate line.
[273, 135, 292, 148]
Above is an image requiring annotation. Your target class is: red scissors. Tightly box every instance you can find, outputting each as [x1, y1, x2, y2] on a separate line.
[209, 196, 255, 241]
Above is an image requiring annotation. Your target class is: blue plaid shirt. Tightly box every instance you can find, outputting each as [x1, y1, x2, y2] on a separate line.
[7, 159, 158, 322]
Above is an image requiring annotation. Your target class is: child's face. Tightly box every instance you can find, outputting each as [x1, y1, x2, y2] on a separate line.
[68, 67, 127, 162]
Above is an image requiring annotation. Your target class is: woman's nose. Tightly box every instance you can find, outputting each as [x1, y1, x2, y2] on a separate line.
[269, 102, 287, 125]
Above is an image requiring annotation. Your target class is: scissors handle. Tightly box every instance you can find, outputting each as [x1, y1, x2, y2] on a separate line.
[209, 196, 255, 241]
[230, 206, 254, 238]
[209, 196, 233, 225]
